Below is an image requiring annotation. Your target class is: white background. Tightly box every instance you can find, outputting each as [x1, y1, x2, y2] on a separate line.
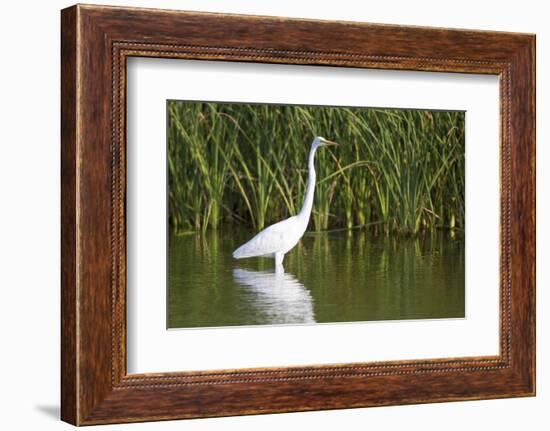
[0, 0, 547, 430]
[127, 60, 499, 373]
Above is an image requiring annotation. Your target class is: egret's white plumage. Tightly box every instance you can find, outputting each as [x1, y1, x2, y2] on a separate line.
[233, 136, 337, 271]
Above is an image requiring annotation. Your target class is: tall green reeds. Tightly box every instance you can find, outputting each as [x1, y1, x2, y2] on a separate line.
[167, 101, 464, 235]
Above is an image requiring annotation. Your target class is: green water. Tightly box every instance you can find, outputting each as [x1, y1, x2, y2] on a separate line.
[167, 229, 465, 328]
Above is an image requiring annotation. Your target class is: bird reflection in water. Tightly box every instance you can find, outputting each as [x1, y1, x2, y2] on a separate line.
[232, 268, 316, 324]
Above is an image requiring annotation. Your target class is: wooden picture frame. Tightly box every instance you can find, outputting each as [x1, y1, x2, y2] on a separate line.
[61, 4, 535, 425]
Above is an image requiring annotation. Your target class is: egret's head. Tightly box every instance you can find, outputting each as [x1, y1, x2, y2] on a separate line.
[312, 136, 338, 149]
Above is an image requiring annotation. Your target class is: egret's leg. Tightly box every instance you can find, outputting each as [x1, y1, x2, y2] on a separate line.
[275, 252, 284, 272]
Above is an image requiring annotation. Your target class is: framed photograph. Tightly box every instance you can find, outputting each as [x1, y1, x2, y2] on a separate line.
[61, 4, 535, 425]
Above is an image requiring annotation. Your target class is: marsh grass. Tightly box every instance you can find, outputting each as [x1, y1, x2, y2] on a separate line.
[167, 101, 464, 236]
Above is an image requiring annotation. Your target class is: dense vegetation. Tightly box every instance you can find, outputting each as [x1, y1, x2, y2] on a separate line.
[167, 101, 464, 235]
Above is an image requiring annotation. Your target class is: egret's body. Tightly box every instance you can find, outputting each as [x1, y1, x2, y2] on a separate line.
[233, 137, 337, 271]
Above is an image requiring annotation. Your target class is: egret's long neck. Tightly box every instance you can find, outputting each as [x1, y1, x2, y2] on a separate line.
[297, 145, 317, 226]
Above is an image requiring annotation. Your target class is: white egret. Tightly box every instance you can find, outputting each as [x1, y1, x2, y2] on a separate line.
[232, 136, 338, 271]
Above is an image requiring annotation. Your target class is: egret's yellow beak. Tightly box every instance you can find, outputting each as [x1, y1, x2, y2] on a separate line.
[321, 138, 338, 147]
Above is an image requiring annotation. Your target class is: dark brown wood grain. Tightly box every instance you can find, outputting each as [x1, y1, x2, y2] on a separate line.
[60, 5, 78, 425]
[61, 4, 536, 425]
